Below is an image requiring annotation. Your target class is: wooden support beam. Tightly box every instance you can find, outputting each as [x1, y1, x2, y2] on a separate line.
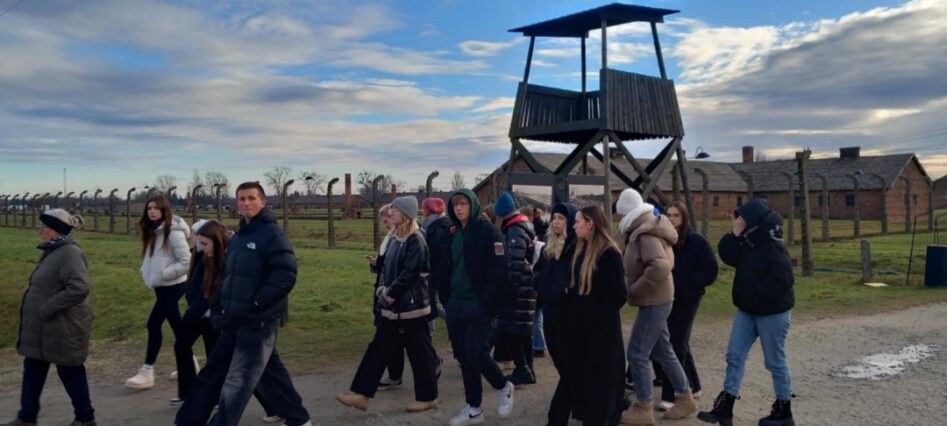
[651, 21, 668, 80]
[554, 130, 606, 176]
[511, 138, 551, 174]
[640, 137, 681, 199]
[675, 144, 698, 230]
[590, 146, 670, 206]
[603, 133, 612, 225]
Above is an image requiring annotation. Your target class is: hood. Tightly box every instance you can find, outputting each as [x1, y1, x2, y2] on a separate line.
[744, 209, 784, 247]
[626, 213, 678, 246]
[502, 213, 535, 236]
[421, 212, 445, 229]
[550, 202, 578, 245]
[447, 188, 481, 229]
[736, 198, 770, 230]
[158, 215, 191, 238]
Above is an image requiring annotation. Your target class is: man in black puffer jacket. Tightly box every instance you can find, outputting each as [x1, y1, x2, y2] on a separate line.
[202, 182, 311, 426]
[493, 192, 538, 386]
[698, 198, 795, 426]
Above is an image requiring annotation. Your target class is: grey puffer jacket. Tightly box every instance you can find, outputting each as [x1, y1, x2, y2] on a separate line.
[17, 237, 94, 366]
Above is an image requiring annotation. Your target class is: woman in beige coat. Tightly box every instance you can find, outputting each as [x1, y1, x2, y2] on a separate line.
[617, 189, 697, 425]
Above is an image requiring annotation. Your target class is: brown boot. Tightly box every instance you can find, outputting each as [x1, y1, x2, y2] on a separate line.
[663, 391, 699, 420]
[406, 399, 439, 412]
[336, 392, 370, 411]
[620, 401, 655, 425]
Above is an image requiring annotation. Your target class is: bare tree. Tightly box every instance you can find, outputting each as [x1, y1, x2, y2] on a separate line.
[188, 169, 204, 197]
[205, 171, 229, 197]
[450, 171, 466, 191]
[357, 171, 400, 199]
[154, 175, 177, 194]
[298, 171, 327, 196]
[755, 150, 770, 162]
[264, 166, 294, 196]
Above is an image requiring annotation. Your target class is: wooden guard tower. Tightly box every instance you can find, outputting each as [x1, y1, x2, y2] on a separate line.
[506, 3, 697, 225]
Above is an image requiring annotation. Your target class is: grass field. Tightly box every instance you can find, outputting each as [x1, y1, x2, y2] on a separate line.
[2, 213, 947, 372]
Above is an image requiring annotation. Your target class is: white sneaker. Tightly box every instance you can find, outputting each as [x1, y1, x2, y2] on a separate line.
[124, 365, 155, 389]
[496, 381, 514, 418]
[449, 404, 484, 426]
[693, 390, 702, 399]
[656, 400, 674, 411]
[170, 371, 178, 381]
[263, 414, 283, 423]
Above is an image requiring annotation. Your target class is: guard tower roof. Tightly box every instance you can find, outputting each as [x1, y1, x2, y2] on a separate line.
[509, 3, 678, 38]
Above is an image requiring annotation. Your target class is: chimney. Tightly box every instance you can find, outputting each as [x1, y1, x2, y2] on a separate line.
[391, 184, 397, 197]
[840, 146, 861, 159]
[742, 146, 754, 163]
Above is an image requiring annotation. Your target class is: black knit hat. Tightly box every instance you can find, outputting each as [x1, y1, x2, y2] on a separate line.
[40, 209, 82, 236]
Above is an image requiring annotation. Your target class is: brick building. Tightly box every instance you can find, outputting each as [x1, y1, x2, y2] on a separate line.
[935, 175, 947, 209]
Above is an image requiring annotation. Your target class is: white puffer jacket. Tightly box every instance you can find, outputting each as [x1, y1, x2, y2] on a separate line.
[140, 215, 191, 288]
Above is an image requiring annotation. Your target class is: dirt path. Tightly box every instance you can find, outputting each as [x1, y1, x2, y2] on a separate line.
[2, 303, 946, 425]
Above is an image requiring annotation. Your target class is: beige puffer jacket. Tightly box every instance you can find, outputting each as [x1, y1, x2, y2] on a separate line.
[622, 213, 678, 306]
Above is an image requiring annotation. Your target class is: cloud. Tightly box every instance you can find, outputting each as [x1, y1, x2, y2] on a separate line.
[458, 38, 524, 57]
[471, 97, 516, 113]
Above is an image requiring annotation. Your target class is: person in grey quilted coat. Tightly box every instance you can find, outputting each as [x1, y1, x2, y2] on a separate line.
[6, 209, 96, 426]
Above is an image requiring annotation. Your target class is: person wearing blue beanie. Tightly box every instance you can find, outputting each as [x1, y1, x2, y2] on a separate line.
[494, 192, 516, 218]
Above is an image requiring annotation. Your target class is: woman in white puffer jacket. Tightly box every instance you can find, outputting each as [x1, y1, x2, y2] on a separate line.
[125, 195, 192, 390]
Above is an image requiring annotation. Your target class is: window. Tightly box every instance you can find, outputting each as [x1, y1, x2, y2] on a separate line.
[818, 195, 824, 207]
[737, 196, 744, 206]
[845, 194, 856, 207]
[913, 194, 918, 206]
[794, 196, 802, 207]
[712, 196, 720, 207]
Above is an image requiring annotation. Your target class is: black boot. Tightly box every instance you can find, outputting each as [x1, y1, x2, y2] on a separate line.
[758, 399, 794, 426]
[697, 391, 737, 426]
[506, 366, 536, 385]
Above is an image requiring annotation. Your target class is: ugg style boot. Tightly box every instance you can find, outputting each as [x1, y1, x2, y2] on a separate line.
[335, 393, 370, 411]
[406, 400, 439, 412]
[664, 391, 699, 419]
[758, 399, 795, 426]
[124, 365, 155, 389]
[506, 366, 536, 386]
[620, 401, 655, 425]
[697, 391, 737, 426]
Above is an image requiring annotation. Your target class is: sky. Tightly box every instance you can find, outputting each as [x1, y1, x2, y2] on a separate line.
[1, 0, 946, 197]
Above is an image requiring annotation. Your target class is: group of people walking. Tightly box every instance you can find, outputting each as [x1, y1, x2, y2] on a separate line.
[7, 183, 797, 426]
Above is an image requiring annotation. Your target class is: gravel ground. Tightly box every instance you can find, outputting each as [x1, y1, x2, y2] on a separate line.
[1, 302, 946, 425]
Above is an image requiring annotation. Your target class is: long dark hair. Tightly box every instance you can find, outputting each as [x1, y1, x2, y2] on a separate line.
[193, 220, 229, 300]
[667, 201, 689, 249]
[139, 195, 173, 257]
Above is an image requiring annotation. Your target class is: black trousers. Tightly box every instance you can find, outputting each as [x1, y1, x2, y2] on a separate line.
[174, 317, 218, 399]
[654, 296, 703, 402]
[351, 317, 439, 402]
[18, 358, 94, 423]
[495, 331, 533, 370]
[146, 284, 184, 365]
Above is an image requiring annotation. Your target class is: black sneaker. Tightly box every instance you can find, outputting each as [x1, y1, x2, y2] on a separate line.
[506, 367, 536, 386]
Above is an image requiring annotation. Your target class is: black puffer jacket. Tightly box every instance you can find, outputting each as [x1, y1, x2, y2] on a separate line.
[532, 203, 578, 316]
[213, 207, 296, 329]
[718, 199, 795, 316]
[672, 229, 719, 302]
[377, 232, 431, 320]
[183, 252, 225, 324]
[497, 214, 537, 336]
[423, 214, 452, 319]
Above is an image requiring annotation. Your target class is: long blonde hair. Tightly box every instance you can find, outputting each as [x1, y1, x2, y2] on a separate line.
[571, 205, 619, 295]
[393, 209, 419, 240]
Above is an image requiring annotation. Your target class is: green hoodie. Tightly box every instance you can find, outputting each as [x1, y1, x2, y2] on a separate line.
[447, 189, 481, 302]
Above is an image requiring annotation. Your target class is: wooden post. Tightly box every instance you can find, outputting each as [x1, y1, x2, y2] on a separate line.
[797, 150, 814, 277]
[327, 177, 339, 249]
[672, 165, 681, 202]
[126, 187, 136, 235]
[601, 19, 608, 70]
[676, 146, 698, 230]
[603, 134, 612, 225]
[694, 168, 710, 236]
[425, 171, 439, 199]
[860, 239, 872, 283]
[214, 185, 223, 222]
[870, 173, 888, 235]
[815, 173, 829, 241]
[581, 36, 587, 118]
[282, 179, 294, 232]
[108, 189, 118, 233]
[21, 193, 29, 228]
[848, 174, 861, 238]
[191, 185, 202, 225]
[781, 171, 795, 246]
[93, 190, 101, 232]
[372, 175, 385, 251]
[927, 177, 935, 232]
[650, 21, 668, 80]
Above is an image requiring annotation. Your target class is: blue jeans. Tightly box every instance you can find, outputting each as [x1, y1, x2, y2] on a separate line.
[446, 300, 507, 408]
[724, 309, 793, 400]
[627, 303, 690, 403]
[532, 306, 546, 351]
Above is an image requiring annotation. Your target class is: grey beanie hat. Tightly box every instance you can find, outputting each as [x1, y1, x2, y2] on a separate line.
[391, 195, 419, 219]
[40, 208, 84, 235]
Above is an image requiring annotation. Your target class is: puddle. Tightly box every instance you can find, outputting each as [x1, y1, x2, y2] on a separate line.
[835, 344, 939, 380]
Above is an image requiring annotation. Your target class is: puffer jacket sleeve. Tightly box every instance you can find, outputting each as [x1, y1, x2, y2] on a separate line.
[386, 234, 426, 301]
[627, 234, 672, 301]
[718, 233, 743, 267]
[693, 234, 720, 287]
[161, 230, 192, 281]
[38, 246, 91, 321]
[251, 230, 297, 313]
[505, 226, 533, 288]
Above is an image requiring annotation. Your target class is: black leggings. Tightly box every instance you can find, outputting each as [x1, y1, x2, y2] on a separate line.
[146, 284, 184, 365]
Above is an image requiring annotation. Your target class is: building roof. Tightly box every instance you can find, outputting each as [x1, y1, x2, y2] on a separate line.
[731, 154, 920, 192]
[509, 3, 678, 38]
